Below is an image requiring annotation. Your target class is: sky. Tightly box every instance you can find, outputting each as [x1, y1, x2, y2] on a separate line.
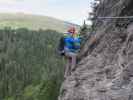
[0, 0, 93, 25]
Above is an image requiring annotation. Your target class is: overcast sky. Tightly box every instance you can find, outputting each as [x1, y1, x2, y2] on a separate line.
[0, 0, 93, 25]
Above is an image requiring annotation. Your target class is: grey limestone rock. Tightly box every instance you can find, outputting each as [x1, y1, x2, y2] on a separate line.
[58, 0, 133, 100]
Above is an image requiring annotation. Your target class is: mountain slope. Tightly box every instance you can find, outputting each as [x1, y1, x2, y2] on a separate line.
[58, 0, 133, 100]
[0, 28, 65, 100]
[0, 13, 79, 32]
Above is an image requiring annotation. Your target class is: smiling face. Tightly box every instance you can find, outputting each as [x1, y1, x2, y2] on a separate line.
[68, 27, 76, 34]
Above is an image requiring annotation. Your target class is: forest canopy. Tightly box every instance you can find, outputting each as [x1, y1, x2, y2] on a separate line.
[0, 27, 65, 100]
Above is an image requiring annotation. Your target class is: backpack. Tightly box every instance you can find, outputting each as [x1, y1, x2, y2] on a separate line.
[58, 36, 65, 56]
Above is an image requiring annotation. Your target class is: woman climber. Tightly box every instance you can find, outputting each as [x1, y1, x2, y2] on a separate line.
[58, 27, 81, 77]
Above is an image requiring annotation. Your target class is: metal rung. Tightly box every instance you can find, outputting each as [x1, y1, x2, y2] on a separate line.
[97, 16, 133, 19]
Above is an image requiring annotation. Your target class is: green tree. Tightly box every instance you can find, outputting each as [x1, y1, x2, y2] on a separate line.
[0, 27, 65, 100]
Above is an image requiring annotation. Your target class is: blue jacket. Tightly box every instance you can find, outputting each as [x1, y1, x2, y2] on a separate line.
[64, 35, 81, 52]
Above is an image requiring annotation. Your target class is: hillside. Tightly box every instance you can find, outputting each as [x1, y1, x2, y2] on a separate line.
[58, 0, 133, 100]
[0, 28, 65, 100]
[0, 13, 79, 32]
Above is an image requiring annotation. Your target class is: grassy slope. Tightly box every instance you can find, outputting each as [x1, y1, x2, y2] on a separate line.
[0, 13, 79, 32]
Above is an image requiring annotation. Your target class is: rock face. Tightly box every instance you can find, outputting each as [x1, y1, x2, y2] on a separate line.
[58, 0, 133, 100]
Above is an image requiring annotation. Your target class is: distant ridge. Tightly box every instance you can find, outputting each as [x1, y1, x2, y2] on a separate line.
[0, 13, 80, 32]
